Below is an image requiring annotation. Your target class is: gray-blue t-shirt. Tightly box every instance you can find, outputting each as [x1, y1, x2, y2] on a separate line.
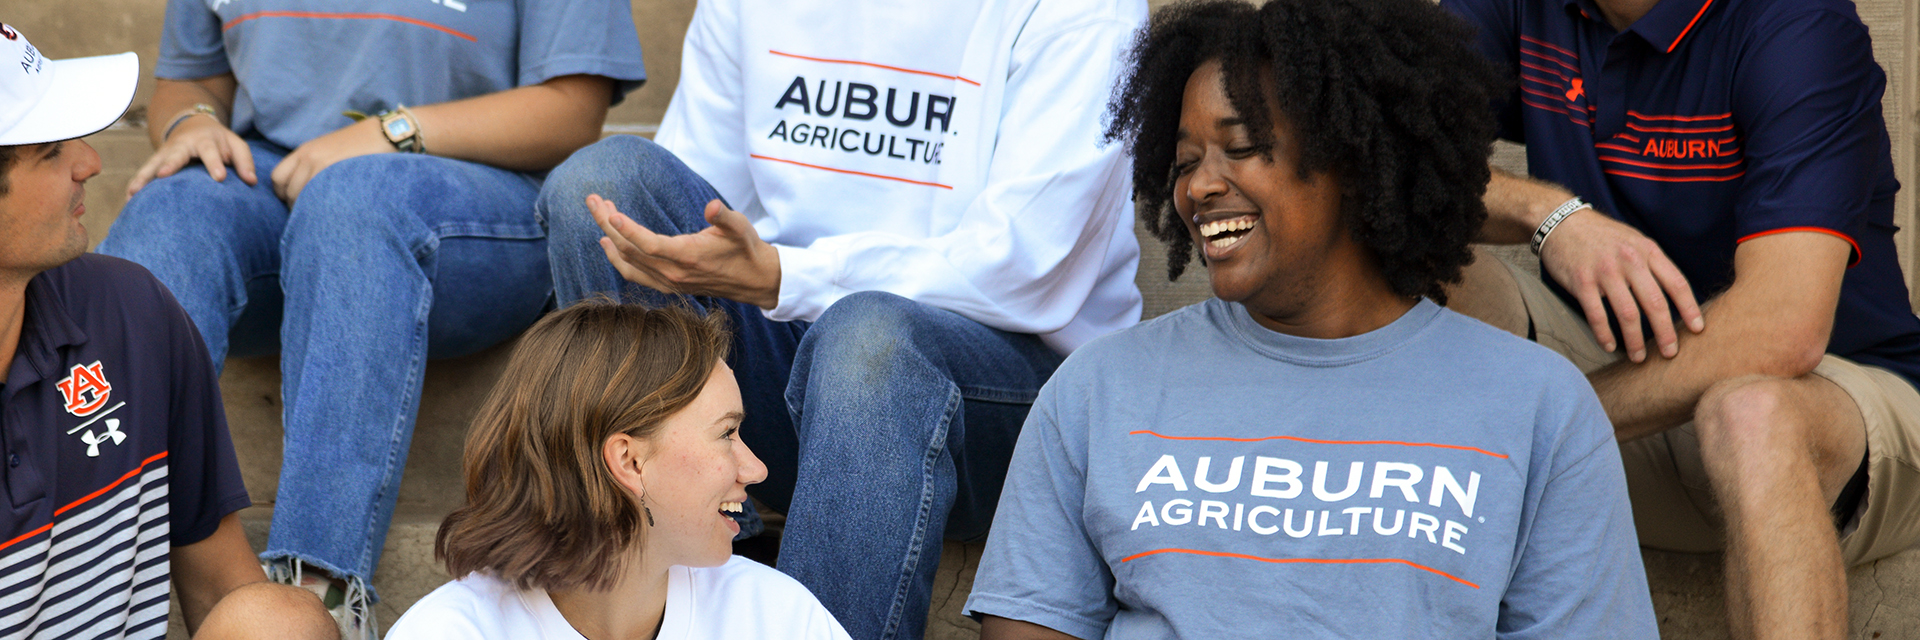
[157, 0, 648, 150]
[965, 298, 1657, 639]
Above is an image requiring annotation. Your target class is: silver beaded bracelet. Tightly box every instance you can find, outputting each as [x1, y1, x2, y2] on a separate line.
[1530, 196, 1592, 256]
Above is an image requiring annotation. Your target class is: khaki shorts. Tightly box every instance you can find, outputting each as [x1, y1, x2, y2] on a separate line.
[1501, 256, 1920, 565]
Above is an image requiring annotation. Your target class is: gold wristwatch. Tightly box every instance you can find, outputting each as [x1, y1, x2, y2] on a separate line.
[377, 105, 426, 154]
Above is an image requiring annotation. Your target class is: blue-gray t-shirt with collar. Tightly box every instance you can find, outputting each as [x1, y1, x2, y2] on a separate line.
[965, 298, 1657, 639]
[157, 0, 648, 150]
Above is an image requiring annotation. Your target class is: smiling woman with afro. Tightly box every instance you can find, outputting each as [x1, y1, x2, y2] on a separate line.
[963, 0, 1660, 638]
[1107, 0, 1505, 304]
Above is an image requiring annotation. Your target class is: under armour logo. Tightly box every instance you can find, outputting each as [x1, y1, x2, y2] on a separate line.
[81, 420, 126, 458]
[56, 362, 113, 417]
[1565, 78, 1585, 103]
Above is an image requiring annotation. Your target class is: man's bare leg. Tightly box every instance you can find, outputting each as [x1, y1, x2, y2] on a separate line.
[1694, 374, 1867, 640]
[1442, 245, 1531, 339]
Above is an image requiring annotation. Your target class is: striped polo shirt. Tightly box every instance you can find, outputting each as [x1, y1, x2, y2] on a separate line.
[1441, 0, 1920, 386]
[0, 255, 248, 639]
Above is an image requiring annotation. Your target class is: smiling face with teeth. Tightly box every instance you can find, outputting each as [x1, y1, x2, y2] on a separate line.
[631, 360, 768, 567]
[1171, 60, 1411, 337]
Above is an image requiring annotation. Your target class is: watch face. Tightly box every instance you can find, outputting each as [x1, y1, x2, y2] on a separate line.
[384, 118, 413, 139]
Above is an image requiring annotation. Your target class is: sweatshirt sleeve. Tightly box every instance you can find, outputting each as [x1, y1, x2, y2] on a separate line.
[654, 0, 760, 215]
[763, 9, 1143, 342]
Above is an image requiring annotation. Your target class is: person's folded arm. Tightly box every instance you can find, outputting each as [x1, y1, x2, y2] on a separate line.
[404, 75, 614, 172]
[270, 74, 615, 201]
[1593, 213, 1846, 440]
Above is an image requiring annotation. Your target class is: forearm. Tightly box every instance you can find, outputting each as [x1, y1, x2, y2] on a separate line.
[172, 513, 271, 633]
[1593, 305, 1817, 440]
[409, 74, 613, 172]
[1480, 168, 1576, 244]
[1589, 334, 1719, 440]
[175, 578, 227, 634]
[148, 77, 237, 148]
[1590, 233, 1845, 439]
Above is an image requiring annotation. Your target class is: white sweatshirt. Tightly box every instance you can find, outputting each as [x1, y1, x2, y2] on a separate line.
[656, 0, 1146, 353]
[385, 557, 852, 640]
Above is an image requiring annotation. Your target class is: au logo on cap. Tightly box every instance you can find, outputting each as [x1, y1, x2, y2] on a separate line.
[0, 24, 16, 41]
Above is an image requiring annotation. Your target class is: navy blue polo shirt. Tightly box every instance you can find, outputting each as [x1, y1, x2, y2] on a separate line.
[0, 254, 249, 639]
[1441, 0, 1920, 386]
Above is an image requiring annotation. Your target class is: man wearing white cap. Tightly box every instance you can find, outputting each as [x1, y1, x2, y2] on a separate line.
[0, 23, 334, 640]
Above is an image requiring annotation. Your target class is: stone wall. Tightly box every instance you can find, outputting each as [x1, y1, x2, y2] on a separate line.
[1859, 0, 1917, 292]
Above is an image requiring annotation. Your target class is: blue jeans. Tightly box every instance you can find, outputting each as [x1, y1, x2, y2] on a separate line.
[540, 136, 1062, 640]
[97, 140, 552, 599]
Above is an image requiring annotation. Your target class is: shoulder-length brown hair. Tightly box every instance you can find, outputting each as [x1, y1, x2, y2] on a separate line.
[435, 299, 731, 592]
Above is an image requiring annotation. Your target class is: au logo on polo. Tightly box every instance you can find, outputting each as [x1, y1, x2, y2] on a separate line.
[56, 361, 113, 417]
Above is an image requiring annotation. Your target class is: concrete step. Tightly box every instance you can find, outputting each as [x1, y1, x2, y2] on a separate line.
[1653, 549, 1920, 639]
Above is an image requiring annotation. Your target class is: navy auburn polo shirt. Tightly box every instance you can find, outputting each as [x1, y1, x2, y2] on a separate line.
[0, 254, 248, 639]
[1441, 0, 1920, 386]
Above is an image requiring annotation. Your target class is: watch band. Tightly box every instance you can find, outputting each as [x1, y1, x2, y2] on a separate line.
[379, 105, 427, 154]
[1530, 196, 1591, 256]
[161, 103, 220, 142]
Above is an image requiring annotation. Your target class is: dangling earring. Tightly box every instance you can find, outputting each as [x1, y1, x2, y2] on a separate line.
[641, 497, 656, 527]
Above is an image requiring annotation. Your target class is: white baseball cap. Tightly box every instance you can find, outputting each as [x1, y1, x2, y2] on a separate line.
[0, 22, 138, 146]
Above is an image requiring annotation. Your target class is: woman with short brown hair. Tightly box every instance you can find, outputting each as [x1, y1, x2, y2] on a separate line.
[387, 301, 851, 640]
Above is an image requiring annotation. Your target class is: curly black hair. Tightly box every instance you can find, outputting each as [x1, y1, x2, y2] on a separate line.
[1106, 0, 1505, 303]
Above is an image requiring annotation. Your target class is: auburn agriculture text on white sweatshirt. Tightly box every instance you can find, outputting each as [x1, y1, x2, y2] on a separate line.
[656, 0, 1147, 353]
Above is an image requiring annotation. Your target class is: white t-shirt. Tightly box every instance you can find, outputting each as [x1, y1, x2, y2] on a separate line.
[386, 556, 852, 640]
